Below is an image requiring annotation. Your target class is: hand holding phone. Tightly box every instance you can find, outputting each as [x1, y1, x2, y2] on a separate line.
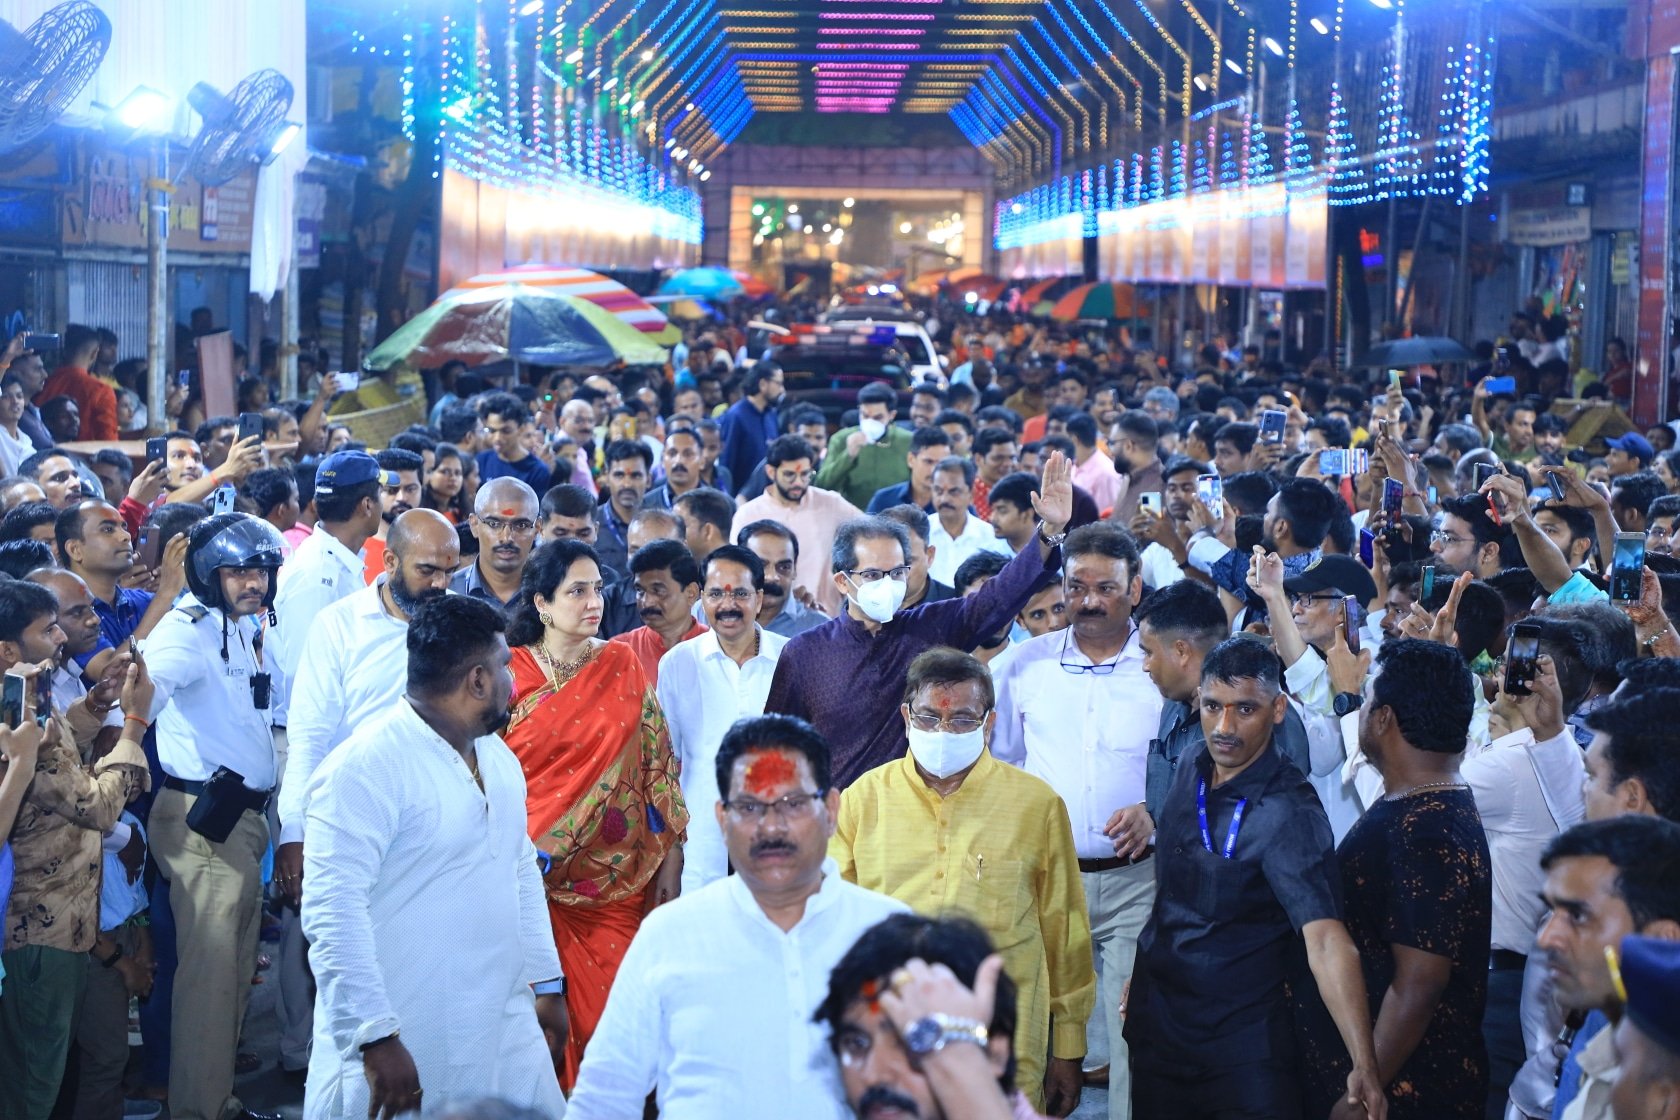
[1259, 409, 1287, 444]
[1611, 532, 1646, 602]
[146, 436, 167, 463]
[1503, 621, 1542, 696]
[1342, 596, 1362, 655]
[236, 412, 264, 445]
[1196, 474, 1223, 521]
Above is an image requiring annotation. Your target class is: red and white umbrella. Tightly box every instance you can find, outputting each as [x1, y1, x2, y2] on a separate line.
[449, 265, 679, 344]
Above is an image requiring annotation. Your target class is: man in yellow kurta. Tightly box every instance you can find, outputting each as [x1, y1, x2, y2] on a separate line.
[831, 647, 1096, 1116]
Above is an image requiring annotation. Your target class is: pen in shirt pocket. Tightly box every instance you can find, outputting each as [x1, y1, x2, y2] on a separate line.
[975, 853, 984, 881]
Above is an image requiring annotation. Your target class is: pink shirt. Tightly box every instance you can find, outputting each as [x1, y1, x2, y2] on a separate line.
[1071, 449, 1123, 515]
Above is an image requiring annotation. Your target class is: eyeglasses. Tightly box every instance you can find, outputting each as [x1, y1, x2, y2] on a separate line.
[703, 587, 756, 605]
[723, 790, 826, 821]
[1431, 530, 1472, 546]
[776, 469, 815, 483]
[846, 565, 911, 585]
[1058, 627, 1122, 675]
[907, 709, 989, 734]
[1289, 592, 1343, 607]
[479, 516, 537, 536]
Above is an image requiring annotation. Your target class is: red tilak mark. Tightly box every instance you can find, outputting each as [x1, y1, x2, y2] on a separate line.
[722, 583, 735, 593]
[500, 508, 516, 516]
[937, 696, 953, 711]
[744, 752, 797, 798]
[861, 978, 882, 1015]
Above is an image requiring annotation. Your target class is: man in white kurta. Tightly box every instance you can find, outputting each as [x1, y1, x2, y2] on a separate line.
[300, 698, 566, 1120]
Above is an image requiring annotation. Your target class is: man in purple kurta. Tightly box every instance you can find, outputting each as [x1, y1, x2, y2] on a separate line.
[764, 453, 1073, 789]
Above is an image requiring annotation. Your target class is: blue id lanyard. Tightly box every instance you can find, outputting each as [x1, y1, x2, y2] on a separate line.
[1196, 779, 1248, 859]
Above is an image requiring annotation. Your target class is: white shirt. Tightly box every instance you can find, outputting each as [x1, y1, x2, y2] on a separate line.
[271, 524, 367, 724]
[1139, 541, 1184, 591]
[568, 862, 907, 1120]
[302, 700, 564, 1120]
[0, 424, 35, 478]
[278, 580, 410, 844]
[655, 626, 788, 892]
[142, 592, 276, 789]
[927, 511, 1012, 587]
[991, 628, 1161, 860]
[1463, 726, 1586, 954]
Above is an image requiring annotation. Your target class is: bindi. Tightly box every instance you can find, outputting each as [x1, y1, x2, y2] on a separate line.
[744, 751, 797, 798]
[937, 696, 953, 712]
[500, 508, 516, 516]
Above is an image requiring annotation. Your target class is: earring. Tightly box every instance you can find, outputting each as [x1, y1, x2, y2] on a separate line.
[539, 612, 553, 626]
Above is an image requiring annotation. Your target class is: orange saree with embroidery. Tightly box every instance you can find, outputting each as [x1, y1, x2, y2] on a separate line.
[504, 640, 687, 1090]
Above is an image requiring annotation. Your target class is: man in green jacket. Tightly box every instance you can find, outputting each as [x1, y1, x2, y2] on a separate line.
[816, 382, 914, 510]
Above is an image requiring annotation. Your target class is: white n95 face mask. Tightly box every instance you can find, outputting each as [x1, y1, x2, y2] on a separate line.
[859, 417, 888, 443]
[906, 724, 985, 779]
[850, 576, 906, 623]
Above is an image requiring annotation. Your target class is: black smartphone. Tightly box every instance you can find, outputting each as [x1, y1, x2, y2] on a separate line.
[1473, 462, 1497, 492]
[1, 673, 23, 729]
[1259, 409, 1287, 444]
[1611, 531, 1646, 602]
[1539, 470, 1565, 505]
[236, 412, 264, 445]
[146, 436, 167, 463]
[22, 331, 58, 353]
[135, 529, 162, 571]
[1343, 595, 1361, 654]
[1421, 565, 1436, 602]
[1504, 621, 1543, 696]
[1382, 478, 1405, 543]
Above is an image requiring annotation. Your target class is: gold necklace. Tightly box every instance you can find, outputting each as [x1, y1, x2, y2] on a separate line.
[1384, 778, 1467, 801]
[536, 639, 594, 685]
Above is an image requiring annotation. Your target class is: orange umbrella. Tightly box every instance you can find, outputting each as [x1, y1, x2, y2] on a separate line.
[1020, 276, 1074, 305]
[966, 278, 1009, 302]
[908, 269, 950, 295]
[731, 270, 775, 299]
[944, 266, 989, 286]
[1050, 281, 1138, 321]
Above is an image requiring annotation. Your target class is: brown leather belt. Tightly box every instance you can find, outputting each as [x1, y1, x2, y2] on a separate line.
[1079, 846, 1154, 873]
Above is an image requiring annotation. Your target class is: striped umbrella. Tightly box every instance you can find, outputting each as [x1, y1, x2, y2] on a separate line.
[1049, 281, 1139, 322]
[364, 284, 669, 371]
[1020, 276, 1078, 307]
[450, 265, 680, 344]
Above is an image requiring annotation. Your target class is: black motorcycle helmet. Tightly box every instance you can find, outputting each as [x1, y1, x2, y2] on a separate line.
[185, 513, 286, 613]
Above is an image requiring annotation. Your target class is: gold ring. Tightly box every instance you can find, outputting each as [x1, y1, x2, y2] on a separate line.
[889, 968, 913, 993]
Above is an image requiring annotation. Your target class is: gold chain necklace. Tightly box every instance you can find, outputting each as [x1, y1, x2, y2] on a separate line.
[1384, 778, 1467, 801]
[535, 640, 595, 685]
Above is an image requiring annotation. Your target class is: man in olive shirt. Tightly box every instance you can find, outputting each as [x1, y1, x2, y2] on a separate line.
[1124, 636, 1384, 1120]
[816, 382, 913, 511]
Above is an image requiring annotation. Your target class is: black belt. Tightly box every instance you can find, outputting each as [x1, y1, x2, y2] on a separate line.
[1489, 949, 1528, 972]
[1080, 846, 1154, 873]
[162, 775, 273, 812]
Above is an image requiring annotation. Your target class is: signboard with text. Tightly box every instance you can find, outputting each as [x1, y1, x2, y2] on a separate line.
[61, 136, 254, 253]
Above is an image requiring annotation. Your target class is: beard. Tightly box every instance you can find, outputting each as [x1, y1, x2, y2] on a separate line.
[773, 482, 806, 503]
[389, 570, 445, 615]
[382, 502, 412, 526]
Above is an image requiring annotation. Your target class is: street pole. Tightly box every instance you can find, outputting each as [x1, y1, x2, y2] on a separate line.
[146, 139, 169, 435]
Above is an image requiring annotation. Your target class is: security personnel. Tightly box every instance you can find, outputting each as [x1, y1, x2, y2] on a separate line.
[142, 513, 286, 1120]
[1613, 935, 1680, 1120]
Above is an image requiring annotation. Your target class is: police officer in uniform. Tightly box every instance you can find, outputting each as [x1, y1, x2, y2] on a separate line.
[142, 513, 286, 1120]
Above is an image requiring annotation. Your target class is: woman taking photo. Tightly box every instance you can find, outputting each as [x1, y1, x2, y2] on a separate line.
[422, 442, 471, 523]
[502, 539, 686, 1090]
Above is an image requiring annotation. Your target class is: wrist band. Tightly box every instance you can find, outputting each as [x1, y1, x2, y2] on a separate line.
[123, 714, 149, 730]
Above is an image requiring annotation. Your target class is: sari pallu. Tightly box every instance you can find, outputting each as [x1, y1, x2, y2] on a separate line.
[504, 640, 687, 1091]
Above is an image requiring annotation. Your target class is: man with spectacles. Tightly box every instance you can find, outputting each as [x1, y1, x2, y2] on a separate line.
[473, 391, 551, 498]
[733, 434, 865, 617]
[656, 545, 790, 892]
[449, 477, 540, 612]
[833, 647, 1095, 1116]
[990, 523, 1162, 1118]
[766, 452, 1075, 790]
[569, 715, 908, 1118]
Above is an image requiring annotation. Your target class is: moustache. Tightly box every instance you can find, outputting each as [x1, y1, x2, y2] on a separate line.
[762, 581, 786, 599]
[856, 1086, 921, 1119]
[639, 607, 664, 620]
[716, 609, 744, 622]
[1210, 737, 1243, 751]
[1077, 607, 1108, 618]
[751, 838, 798, 858]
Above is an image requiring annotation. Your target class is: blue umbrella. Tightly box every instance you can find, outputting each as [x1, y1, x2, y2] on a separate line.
[658, 267, 746, 300]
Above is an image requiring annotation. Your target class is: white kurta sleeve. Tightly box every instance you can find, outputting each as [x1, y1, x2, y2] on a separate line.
[279, 617, 348, 844]
[566, 916, 665, 1120]
[518, 838, 562, 985]
[301, 754, 404, 1056]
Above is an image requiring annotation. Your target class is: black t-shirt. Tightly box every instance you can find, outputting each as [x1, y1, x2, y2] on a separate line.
[1295, 788, 1492, 1119]
[1126, 739, 1341, 1068]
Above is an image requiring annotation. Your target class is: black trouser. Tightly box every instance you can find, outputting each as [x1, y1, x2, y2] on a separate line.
[1483, 964, 1525, 1120]
[1132, 1056, 1303, 1120]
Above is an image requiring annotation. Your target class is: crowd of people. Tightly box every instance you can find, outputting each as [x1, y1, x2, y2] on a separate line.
[0, 298, 1679, 1120]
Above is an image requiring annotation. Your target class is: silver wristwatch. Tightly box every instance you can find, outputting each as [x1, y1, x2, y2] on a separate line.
[1038, 523, 1068, 548]
[902, 1013, 990, 1057]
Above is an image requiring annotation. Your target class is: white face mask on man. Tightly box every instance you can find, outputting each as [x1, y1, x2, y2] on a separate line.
[859, 416, 889, 443]
[847, 574, 906, 623]
[905, 723, 987, 779]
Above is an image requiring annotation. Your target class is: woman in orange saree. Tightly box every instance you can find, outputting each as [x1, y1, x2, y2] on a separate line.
[502, 539, 687, 1091]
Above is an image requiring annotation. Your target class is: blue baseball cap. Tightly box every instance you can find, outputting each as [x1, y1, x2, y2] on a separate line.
[314, 450, 397, 496]
[1606, 432, 1655, 463]
[1621, 934, 1680, 1057]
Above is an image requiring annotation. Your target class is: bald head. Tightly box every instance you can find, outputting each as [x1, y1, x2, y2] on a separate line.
[474, 477, 539, 519]
[388, 507, 460, 561]
[628, 508, 685, 554]
[28, 567, 102, 656]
